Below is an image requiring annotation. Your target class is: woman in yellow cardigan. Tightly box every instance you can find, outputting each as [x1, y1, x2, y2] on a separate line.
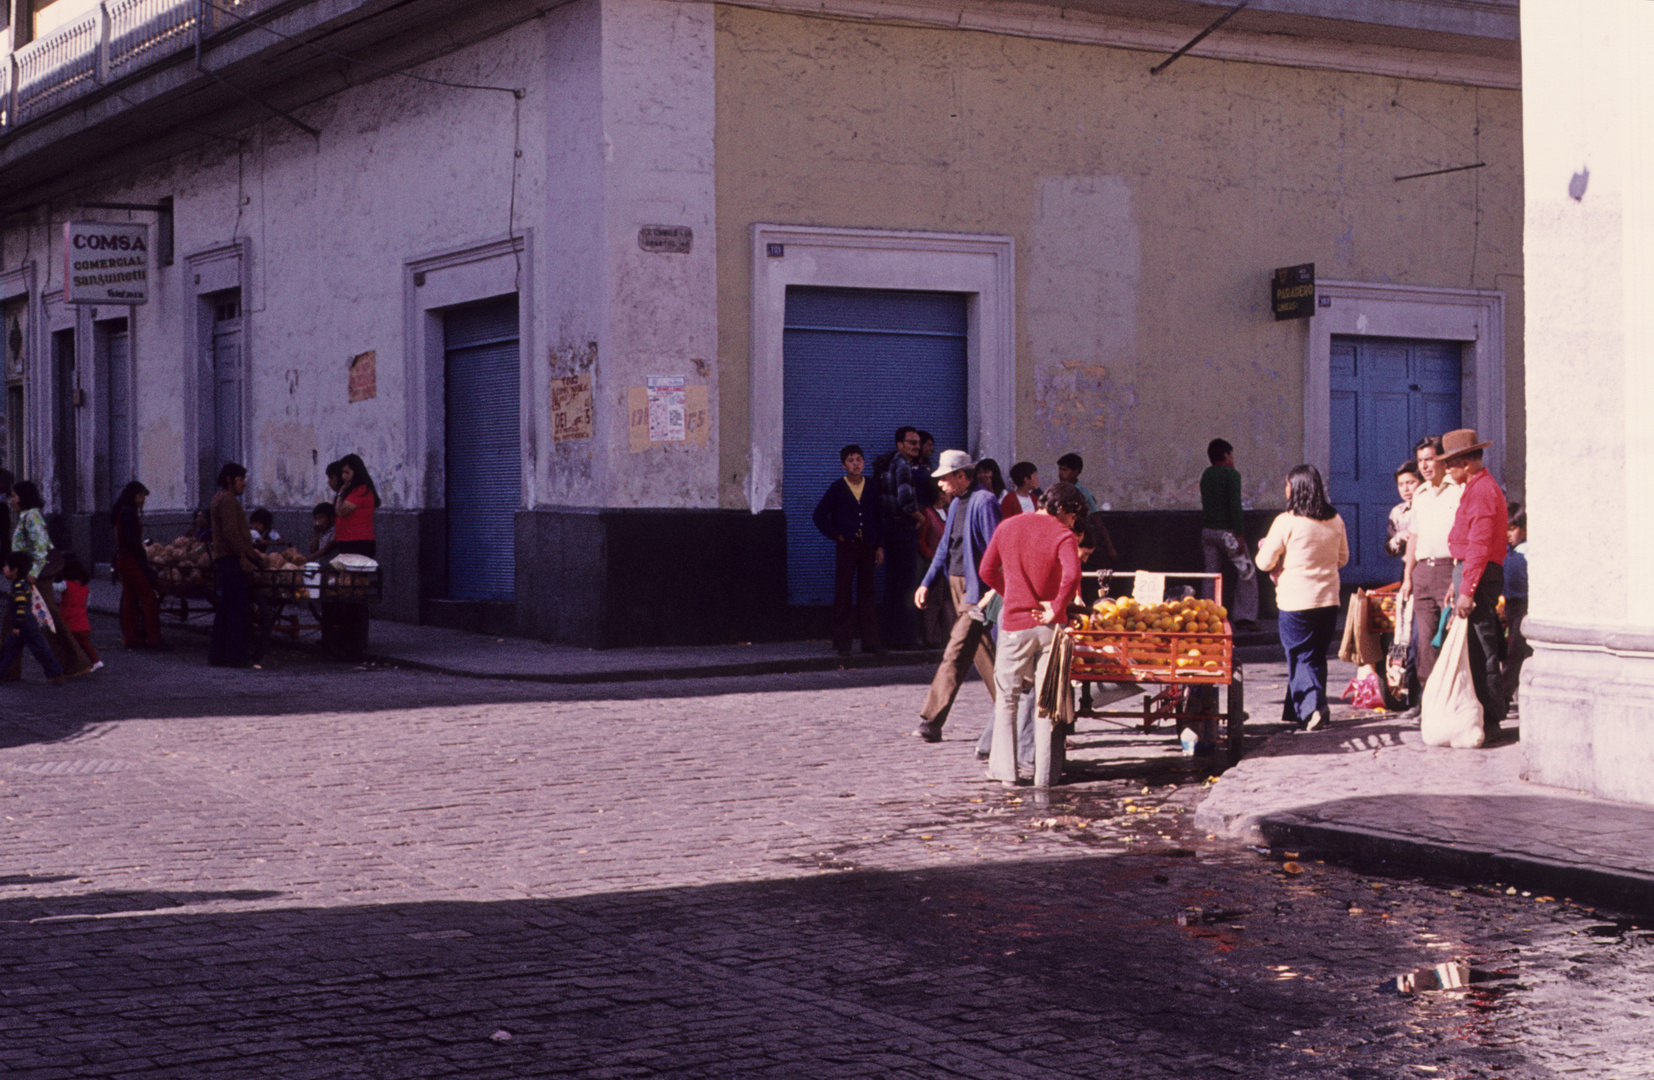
[1256, 465, 1349, 731]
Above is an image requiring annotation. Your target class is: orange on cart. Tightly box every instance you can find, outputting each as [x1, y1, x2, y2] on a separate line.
[1065, 571, 1246, 763]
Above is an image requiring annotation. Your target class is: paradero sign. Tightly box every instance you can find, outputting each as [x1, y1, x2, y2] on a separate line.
[1271, 263, 1315, 321]
[63, 221, 150, 305]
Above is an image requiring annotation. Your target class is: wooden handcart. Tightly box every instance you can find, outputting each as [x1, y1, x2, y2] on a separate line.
[251, 565, 382, 644]
[1067, 571, 1246, 764]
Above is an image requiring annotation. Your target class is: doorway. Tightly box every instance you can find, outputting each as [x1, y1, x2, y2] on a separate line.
[208, 291, 244, 478]
[781, 286, 968, 607]
[98, 317, 132, 506]
[442, 296, 520, 602]
[1329, 335, 1462, 584]
[53, 328, 76, 513]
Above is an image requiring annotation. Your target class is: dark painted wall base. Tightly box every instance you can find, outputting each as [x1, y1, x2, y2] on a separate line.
[516, 507, 788, 648]
[70, 504, 1307, 648]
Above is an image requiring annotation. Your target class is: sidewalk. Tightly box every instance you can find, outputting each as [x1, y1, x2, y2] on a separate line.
[1195, 705, 1654, 916]
[90, 577, 1286, 683]
[87, 579, 941, 682]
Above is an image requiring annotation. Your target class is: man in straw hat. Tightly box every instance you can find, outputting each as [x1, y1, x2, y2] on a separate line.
[1441, 428, 1509, 737]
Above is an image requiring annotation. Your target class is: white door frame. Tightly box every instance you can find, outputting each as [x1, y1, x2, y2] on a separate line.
[748, 223, 1016, 514]
[1306, 280, 1507, 480]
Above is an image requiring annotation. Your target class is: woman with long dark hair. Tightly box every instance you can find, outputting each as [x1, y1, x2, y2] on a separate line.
[329, 454, 377, 660]
[7, 480, 90, 677]
[208, 463, 264, 667]
[1255, 464, 1349, 731]
[974, 458, 1006, 499]
[112, 480, 164, 648]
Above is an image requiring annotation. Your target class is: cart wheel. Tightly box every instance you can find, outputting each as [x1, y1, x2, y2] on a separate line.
[1226, 665, 1245, 764]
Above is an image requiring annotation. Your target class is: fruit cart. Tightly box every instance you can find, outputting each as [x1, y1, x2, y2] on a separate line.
[1065, 570, 1246, 764]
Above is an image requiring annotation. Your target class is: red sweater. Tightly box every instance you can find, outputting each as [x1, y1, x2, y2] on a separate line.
[977, 513, 1080, 632]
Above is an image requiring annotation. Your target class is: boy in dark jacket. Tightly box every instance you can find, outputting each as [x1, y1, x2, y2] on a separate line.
[0, 551, 66, 684]
[813, 444, 884, 656]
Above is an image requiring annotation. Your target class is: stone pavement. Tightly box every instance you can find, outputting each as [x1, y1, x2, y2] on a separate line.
[1196, 697, 1654, 917]
[5, 618, 1654, 1077]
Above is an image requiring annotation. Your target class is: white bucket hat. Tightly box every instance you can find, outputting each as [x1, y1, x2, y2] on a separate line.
[931, 449, 976, 478]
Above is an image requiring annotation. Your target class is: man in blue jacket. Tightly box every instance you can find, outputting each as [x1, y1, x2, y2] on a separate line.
[813, 444, 884, 656]
[911, 449, 1002, 742]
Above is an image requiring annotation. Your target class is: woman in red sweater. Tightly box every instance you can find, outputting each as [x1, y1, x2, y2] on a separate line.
[333, 454, 378, 558]
[329, 454, 378, 660]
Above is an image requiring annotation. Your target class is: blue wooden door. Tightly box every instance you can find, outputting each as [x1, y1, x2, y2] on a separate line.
[782, 287, 968, 607]
[1329, 336, 1461, 585]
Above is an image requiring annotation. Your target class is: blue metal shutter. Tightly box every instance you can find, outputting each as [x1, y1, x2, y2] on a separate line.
[1329, 335, 1461, 584]
[782, 287, 968, 607]
[444, 298, 520, 601]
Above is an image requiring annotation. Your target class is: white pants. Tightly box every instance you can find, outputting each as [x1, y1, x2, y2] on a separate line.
[990, 624, 1055, 783]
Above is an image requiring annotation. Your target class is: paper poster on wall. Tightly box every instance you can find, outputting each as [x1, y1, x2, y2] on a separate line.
[628, 382, 710, 452]
[551, 373, 594, 442]
[348, 351, 377, 402]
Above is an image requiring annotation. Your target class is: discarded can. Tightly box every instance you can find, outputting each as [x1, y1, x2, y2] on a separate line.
[1395, 962, 1471, 993]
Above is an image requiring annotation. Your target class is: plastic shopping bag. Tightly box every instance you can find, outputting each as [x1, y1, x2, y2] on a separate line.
[1419, 614, 1484, 749]
[1341, 666, 1386, 710]
[29, 587, 55, 635]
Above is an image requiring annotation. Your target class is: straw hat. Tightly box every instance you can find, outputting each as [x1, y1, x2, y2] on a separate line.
[1439, 428, 1492, 461]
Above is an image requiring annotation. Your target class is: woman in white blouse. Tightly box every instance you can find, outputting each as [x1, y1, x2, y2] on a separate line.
[1255, 465, 1349, 731]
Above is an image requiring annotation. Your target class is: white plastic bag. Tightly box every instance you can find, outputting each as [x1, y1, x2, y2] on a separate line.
[1420, 614, 1484, 749]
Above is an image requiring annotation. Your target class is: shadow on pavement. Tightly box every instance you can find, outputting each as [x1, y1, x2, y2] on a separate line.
[0, 639, 936, 750]
[0, 852, 1524, 1079]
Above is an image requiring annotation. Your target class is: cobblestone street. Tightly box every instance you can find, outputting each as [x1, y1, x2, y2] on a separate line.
[2, 621, 1649, 1078]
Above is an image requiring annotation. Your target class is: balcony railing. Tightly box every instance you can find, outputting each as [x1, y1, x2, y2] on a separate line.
[2, 0, 273, 133]
[13, 9, 101, 127]
[108, 0, 199, 82]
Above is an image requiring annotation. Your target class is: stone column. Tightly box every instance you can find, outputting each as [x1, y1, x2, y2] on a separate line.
[1520, 0, 1654, 805]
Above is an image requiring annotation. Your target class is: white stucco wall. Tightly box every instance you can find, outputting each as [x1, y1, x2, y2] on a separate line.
[2, 0, 723, 518]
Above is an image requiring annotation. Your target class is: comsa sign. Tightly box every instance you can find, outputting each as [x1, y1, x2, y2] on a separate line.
[63, 221, 149, 304]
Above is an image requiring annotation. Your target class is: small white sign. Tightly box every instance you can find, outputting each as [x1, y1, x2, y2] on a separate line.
[63, 221, 150, 305]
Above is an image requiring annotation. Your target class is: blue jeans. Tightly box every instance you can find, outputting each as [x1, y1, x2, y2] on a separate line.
[0, 613, 65, 680]
[1278, 606, 1338, 726]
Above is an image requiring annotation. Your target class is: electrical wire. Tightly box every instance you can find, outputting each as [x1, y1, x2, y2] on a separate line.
[194, 0, 529, 285]
[197, 0, 524, 98]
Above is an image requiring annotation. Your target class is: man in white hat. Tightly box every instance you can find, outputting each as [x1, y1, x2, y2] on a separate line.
[911, 449, 1003, 746]
[1441, 428, 1509, 736]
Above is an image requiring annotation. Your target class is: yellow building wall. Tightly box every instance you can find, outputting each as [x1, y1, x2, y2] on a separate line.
[714, 5, 1523, 512]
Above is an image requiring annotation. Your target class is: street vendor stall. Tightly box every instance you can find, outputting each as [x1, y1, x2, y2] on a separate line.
[145, 537, 381, 652]
[1047, 570, 1246, 773]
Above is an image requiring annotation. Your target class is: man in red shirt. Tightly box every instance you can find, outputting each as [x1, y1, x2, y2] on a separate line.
[977, 482, 1085, 785]
[1442, 428, 1508, 736]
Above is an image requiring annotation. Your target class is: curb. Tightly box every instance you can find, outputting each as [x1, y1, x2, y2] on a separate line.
[1259, 811, 1654, 918]
[91, 601, 940, 684]
[371, 649, 943, 685]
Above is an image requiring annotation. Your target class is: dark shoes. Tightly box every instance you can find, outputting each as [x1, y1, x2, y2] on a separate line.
[911, 721, 942, 743]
